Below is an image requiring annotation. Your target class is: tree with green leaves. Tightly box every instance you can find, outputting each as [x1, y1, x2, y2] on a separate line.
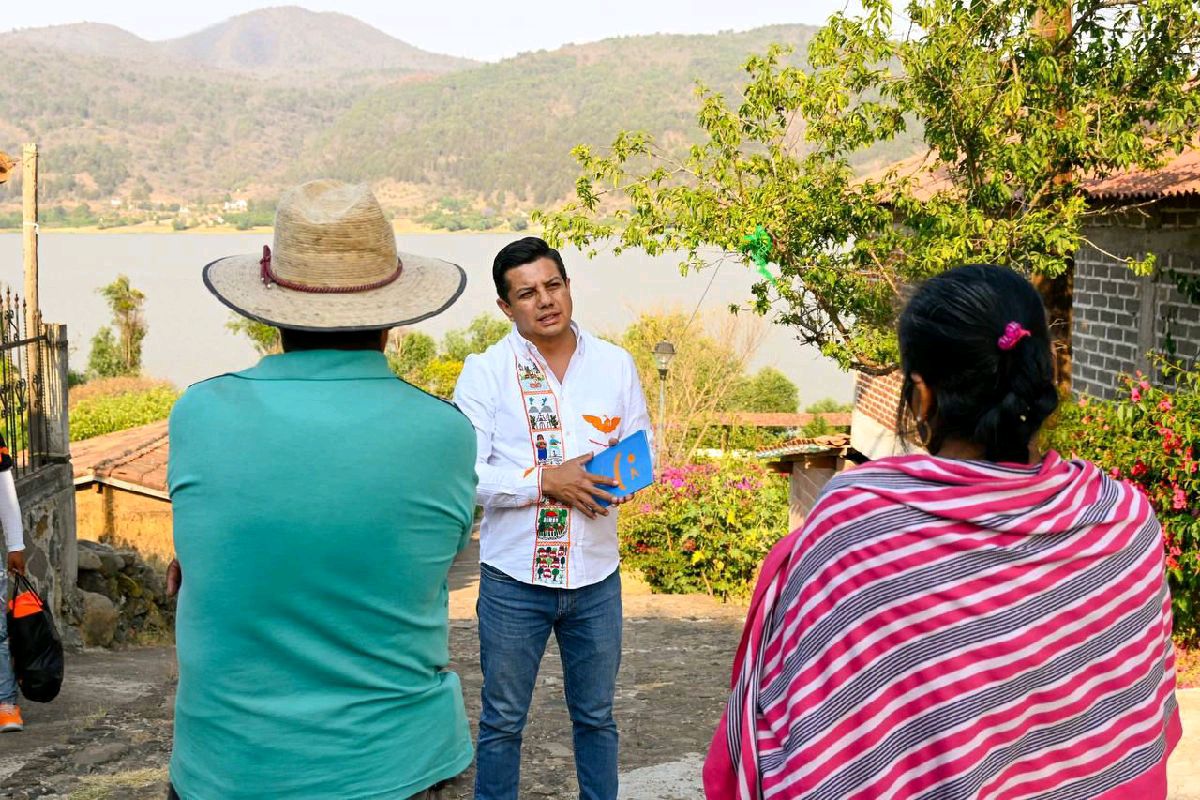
[86, 327, 125, 379]
[92, 275, 147, 376]
[226, 318, 282, 355]
[386, 315, 511, 398]
[728, 366, 799, 413]
[539, 0, 1200, 380]
[387, 330, 438, 378]
[440, 315, 511, 362]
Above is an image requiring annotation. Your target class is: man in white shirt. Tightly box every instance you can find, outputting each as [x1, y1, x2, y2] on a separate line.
[454, 237, 652, 800]
[0, 436, 27, 732]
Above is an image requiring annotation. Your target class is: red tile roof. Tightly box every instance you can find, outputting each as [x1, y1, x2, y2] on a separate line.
[716, 412, 852, 428]
[757, 433, 853, 460]
[71, 420, 169, 498]
[863, 147, 1200, 203]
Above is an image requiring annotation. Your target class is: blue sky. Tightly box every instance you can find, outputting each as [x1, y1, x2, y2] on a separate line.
[7, 1, 866, 61]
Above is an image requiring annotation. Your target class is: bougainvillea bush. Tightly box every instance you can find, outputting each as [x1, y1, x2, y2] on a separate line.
[1045, 362, 1200, 647]
[617, 459, 789, 599]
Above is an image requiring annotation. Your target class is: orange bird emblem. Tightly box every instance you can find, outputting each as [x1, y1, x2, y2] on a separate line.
[583, 414, 621, 434]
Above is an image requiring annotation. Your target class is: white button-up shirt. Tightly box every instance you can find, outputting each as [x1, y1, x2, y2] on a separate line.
[454, 323, 652, 589]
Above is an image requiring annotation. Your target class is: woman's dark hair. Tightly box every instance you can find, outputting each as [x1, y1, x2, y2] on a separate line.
[897, 264, 1058, 463]
[493, 237, 567, 300]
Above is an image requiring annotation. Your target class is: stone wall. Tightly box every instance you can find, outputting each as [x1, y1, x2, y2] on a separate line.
[15, 463, 77, 625]
[1073, 202, 1200, 398]
[14, 323, 77, 622]
[73, 539, 173, 648]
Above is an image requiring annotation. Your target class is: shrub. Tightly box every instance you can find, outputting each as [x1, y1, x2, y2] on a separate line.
[70, 383, 179, 441]
[1044, 362, 1200, 646]
[618, 458, 789, 598]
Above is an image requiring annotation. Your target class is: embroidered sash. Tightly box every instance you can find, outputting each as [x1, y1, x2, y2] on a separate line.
[513, 349, 571, 587]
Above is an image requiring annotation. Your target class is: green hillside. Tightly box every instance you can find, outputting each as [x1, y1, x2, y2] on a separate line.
[0, 17, 920, 215]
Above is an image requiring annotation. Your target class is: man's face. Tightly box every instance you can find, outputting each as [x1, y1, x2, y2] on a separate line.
[497, 257, 573, 341]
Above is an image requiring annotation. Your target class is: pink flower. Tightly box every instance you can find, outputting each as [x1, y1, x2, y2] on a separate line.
[1159, 398, 1173, 412]
[1131, 461, 1148, 477]
[1167, 555, 1179, 570]
[1078, 396, 1089, 408]
[1131, 388, 1142, 402]
[638, 504, 653, 514]
[1140, 380, 1150, 391]
[1110, 467, 1122, 479]
[1173, 487, 1187, 510]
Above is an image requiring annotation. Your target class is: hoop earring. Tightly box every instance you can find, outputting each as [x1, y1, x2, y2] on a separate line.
[916, 418, 933, 449]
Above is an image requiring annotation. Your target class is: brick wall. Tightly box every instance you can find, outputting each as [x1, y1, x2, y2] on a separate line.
[1073, 202, 1200, 398]
[788, 460, 838, 532]
[1072, 245, 1147, 398]
[854, 371, 904, 431]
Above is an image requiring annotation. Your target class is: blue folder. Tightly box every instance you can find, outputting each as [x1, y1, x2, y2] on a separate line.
[585, 429, 654, 507]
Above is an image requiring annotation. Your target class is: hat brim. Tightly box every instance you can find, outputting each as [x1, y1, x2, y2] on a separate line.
[203, 251, 467, 331]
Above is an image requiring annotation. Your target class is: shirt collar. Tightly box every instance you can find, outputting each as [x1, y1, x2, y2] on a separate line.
[234, 349, 398, 382]
[510, 321, 587, 359]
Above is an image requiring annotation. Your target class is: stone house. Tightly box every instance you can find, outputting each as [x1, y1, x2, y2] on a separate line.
[71, 420, 173, 563]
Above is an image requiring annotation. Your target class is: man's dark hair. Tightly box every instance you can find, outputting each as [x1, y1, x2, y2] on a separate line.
[896, 264, 1059, 463]
[492, 237, 567, 300]
[279, 327, 387, 353]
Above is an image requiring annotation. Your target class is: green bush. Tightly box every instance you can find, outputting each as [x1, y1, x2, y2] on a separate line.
[618, 459, 789, 598]
[1045, 362, 1200, 646]
[70, 386, 179, 441]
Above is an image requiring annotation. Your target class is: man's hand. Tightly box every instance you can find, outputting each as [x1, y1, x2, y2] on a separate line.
[6, 550, 24, 575]
[541, 453, 619, 519]
[166, 559, 182, 597]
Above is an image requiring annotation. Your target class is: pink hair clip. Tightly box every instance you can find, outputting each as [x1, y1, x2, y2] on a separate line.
[997, 321, 1031, 351]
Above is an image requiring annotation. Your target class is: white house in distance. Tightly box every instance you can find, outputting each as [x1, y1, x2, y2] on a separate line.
[223, 198, 249, 212]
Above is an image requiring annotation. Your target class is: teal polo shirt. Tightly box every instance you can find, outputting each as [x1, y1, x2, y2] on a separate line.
[168, 349, 476, 799]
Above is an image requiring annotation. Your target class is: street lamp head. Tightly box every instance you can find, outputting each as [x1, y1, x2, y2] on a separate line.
[653, 340, 676, 376]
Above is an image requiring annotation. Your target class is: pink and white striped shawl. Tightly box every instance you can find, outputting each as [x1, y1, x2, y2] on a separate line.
[705, 452, 1181, 800]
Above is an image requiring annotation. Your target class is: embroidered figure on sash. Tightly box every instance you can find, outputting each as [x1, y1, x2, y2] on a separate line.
[536, 508, 569, 540]
[534, 545, 568, 585]
[514, 353, 572, 587]
[544, 435, 563, 466]
[518, 363, 548, 392]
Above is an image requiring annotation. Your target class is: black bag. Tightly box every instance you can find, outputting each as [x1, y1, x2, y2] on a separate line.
[6, 572, 64, 702]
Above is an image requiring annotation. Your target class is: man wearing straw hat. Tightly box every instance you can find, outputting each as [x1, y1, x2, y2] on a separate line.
[165, 180, 474, 799]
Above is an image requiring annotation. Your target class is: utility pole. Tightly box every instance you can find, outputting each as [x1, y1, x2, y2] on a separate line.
[22, 144, 40, 330]
[22, 143, 45, 462]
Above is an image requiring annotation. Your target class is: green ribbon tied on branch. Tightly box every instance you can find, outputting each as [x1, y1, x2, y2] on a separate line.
[739, 225, 779, 286]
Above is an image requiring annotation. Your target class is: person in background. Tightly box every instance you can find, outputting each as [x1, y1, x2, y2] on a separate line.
[454, 237, 652, 800]
[166, 180, 473, 799]
[0, 436, 25, 733]
[705, 264, 1180, 800]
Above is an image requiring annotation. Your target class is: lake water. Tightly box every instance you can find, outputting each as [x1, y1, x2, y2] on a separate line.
[0, 232, 853, 402]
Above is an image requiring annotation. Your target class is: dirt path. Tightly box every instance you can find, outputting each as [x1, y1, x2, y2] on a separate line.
[2, 537, 1196, 799]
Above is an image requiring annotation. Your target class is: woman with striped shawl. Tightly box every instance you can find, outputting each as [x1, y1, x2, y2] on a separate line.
[705, 265, 1181, 799]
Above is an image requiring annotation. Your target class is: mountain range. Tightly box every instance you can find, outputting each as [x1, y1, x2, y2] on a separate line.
[0, 7, 920, 216]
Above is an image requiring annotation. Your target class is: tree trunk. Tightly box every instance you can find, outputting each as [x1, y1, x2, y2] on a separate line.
[1035, 265, 1073, 394]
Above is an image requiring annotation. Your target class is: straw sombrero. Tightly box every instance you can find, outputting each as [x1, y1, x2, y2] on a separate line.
[203, 180, 465, 331]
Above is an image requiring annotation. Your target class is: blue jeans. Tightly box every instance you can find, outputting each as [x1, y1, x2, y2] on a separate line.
[0, 572, 16, 705]
[474, 563, 622, 800]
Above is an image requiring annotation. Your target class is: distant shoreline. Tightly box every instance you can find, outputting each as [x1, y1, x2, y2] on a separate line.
[0, 219, 534, 236]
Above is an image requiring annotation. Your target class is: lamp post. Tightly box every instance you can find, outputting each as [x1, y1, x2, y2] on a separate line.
[652, 340, 675, 469]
